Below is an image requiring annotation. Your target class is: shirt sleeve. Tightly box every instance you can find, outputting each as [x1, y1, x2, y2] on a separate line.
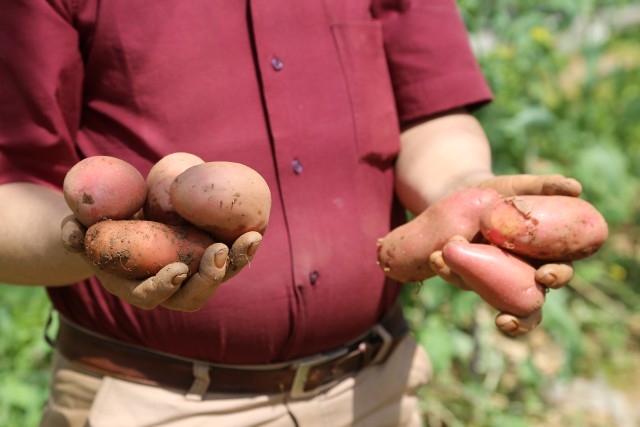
[0, 0, 84, 189]
[372, 0, 493, 124]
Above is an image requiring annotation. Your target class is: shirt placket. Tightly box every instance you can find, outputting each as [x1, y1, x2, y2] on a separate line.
[249, 0, 345, 352]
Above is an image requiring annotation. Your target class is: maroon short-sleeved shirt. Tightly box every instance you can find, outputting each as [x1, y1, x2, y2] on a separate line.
[0, 0, 492, 363]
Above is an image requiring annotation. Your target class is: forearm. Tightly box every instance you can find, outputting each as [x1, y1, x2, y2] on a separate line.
[0, 182, 93, 286]
[395, 110, 494, 215]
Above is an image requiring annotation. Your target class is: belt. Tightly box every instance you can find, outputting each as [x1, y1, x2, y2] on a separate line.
[54, 304, 409, 399]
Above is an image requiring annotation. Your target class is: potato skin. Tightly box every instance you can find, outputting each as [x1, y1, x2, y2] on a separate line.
[84, 220, 215, 279]
[376, 188, 501, 282]
[144, 152, 204, 225]
[442, 239, 546, 317]
[63, 156, 147, 227]
[170, 161, 272, 244]
[480, 195, 609, 261]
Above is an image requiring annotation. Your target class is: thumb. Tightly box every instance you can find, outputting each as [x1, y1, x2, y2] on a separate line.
[61, 215, 86, 253]
[478, 174, 582, 197]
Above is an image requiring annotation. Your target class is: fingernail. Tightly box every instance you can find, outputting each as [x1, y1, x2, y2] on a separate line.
[247, 241, 260, 258]
[214, 248, 228, 269]
[496, 318, 519, 332]
[172, 273, 187, 286]
[429, 254, 445, 269]
[538, 273, 557, 287]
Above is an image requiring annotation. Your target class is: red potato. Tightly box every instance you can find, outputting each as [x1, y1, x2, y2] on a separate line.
[84, 220, 215, 279]
[376, 188, 501, 282]
[480, 195, 609, 261]
[170, 161, 272, 244]
[144, 152, 204, 225]
[63, 156, 147, 227]
[441, 238, 546, 317]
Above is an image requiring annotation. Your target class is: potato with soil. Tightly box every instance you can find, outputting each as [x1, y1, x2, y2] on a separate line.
[480, 195, 609, 261]
[144, 152, 204, 225]
[170, 161, 271, 244]
[84, 220, 215, 279]
[440, 237, 546, 317]
[376, 187, 501, 282]
[63, 156, 147, 227]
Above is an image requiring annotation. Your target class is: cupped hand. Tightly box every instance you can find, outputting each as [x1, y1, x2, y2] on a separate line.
[160, 231, 261, 311]
[429, 247, 573, 336]
[437, 174, 581, 336]
[61, 217, 261, 311]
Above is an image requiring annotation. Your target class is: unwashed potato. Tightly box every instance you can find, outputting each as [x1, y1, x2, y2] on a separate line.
[441, 237, 546, 317]
[84, 220, 215, 279]
[170, 161, 272, 244]
[376, 188, 501, 282]
[480, 195, 609, 261]
[144, 152, 204, 225]
[63, 156, 147, 227]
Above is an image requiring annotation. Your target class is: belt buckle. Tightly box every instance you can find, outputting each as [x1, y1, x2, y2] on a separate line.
[289, 322, 395, 399]
[370, 324, 393, 364]
[289, 346, 349, 399]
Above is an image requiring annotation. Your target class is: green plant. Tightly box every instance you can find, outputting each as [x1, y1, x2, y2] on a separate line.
[0, 285, 52, 427]
[404, 1, 640, 425]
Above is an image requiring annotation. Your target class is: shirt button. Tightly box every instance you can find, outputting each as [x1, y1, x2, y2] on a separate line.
[292, 158, 303, 175]
[309, 270, 320, 285]
[271, 56, 284, 71]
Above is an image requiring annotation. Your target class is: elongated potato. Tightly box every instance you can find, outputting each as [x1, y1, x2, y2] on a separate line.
[84, 220, 215, 279]
[480, 195, 609, 260]
[442, 239, 546, 317]
[63, 156, 147, 227]
[170, 162, 271, 244]
[376, 188, 501, 282]
[144, 152, 204, 225]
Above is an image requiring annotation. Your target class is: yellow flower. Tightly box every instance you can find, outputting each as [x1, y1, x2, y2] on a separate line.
[608, 263, 627, 282]
[530, 26, 554, 47]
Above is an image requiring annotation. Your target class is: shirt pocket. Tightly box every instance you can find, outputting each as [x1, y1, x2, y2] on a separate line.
[331, 21, 401, 169]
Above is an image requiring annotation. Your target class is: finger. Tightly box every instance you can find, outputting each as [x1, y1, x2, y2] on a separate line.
[428, 249, 471, 290]
[61, 215, 86, 253]
[479, 174, 582, 197]
[226, 231, 262, 280]
[161, 243, 229, 312]
[495, 309, 542, 337]
[535, 262, 574, 289]
[96, 262, 188, 310]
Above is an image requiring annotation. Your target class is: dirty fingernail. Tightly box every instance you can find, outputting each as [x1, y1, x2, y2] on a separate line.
[496, 318, 519, 332]
[247, 241, 260, 258]
[538, 272, 557, 287]
[214, 248, 228, 269]
[429, 252, 445, 269]
[172, 273, 187, 286]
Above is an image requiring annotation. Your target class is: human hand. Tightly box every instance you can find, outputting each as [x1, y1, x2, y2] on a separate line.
[61, 216, 261, 311]
[433, 174, 583, 336]
[428, 235, 573, 337]
[378, 173, 600, 336]
[476, 173, 582, 198]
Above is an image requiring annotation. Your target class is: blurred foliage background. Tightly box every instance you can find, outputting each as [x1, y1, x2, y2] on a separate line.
[404, 0, 640, 426]
[1, 0, 639, 426]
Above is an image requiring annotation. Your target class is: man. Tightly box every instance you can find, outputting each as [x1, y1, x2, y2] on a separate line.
[0, 0, 577, 425]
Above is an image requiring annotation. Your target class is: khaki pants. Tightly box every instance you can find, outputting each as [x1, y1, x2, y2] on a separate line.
[39, 335, 431, 427]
